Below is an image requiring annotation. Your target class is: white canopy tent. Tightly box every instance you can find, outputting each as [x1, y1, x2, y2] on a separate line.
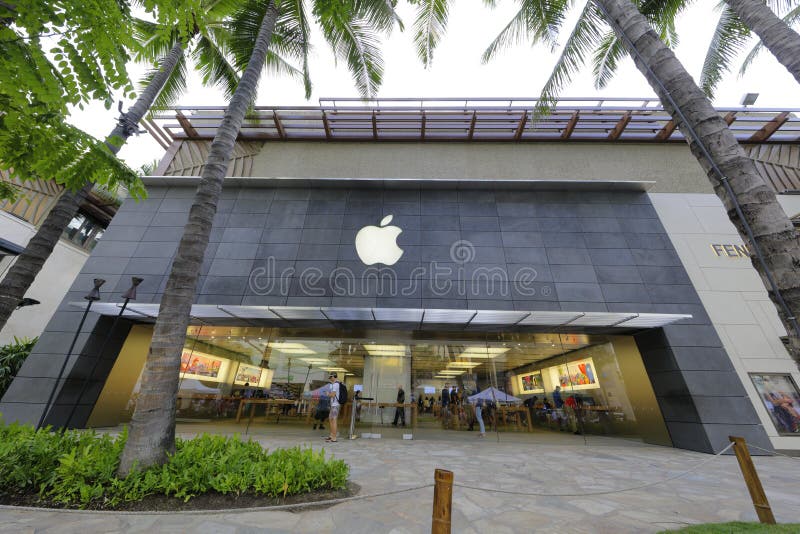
[468, 387, 522, 405]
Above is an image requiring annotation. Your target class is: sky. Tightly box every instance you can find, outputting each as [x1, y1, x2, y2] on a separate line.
[67, 2, 800, 171]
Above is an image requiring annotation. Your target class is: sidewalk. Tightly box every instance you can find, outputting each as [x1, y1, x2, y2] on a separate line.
[1, 425, 798, 533]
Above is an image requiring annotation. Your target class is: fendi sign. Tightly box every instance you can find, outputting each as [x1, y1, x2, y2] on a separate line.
[711, 243, 751, 258]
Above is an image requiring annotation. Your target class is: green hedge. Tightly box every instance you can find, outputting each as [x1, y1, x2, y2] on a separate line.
[0, 337, 36, 398]
[0, 422, 348, 509]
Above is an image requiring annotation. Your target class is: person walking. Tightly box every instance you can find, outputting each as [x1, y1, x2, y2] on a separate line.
[392, 384, 406, 427]
[325, 372, 341, 443]
[441, 383, 451, 428]
[475, 398, 486, 437]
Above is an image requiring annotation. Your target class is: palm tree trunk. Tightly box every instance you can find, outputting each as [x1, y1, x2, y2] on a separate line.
[726, 0, 800, 86]
[0, 42, 184, 334]
[118, 2, 279, 475]
[594, 0, 800, 365]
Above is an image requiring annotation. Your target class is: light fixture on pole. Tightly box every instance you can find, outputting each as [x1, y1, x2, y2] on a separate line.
[63, 277, 143, 429]
[740, 93, 759, 107]
[16, 297, 40, 309]
[36, 278, 105, 430]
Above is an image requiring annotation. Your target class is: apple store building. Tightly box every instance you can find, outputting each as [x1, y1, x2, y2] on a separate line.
[4, 99, 800, 455]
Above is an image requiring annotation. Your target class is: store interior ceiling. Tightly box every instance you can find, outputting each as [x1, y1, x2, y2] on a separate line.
[185, 326, 597, 378]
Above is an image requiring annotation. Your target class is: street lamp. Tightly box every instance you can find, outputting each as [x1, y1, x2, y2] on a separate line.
[63, 277, 143, 429]
[36, 278, 105, 430]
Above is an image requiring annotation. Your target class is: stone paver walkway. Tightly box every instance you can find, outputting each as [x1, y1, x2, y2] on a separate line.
[1, 424, 799, 533]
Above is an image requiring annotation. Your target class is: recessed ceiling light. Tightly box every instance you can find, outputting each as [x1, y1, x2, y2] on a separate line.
[447, 362, 480, 369]
[363, 344, 406, 356]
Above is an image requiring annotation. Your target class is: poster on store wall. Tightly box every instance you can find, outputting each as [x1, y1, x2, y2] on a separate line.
[234, 364, 263, 385]
[180, 350, 224, 380]
[750, 373, 800, 435]
[549, 357, 600, 391]
[518, 371, 544, 393]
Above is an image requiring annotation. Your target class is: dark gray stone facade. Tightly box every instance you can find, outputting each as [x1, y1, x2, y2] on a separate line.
[0, 184, 772, 453]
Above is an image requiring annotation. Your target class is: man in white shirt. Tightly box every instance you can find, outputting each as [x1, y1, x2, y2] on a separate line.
[326, 372, 340, 442]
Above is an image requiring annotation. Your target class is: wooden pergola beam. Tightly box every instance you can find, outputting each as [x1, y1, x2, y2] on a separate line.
[748, 111, 790, 142]
[467, 111, 477, 140]
[322, 111, 332, 140]
[607, 111, 632, 140]
[655, 119, 677, 141]
[514, 110, 528, 141]
[561, 111, 579, 140]
[175, 111, 199, 138]
[273, 111, 286, 140]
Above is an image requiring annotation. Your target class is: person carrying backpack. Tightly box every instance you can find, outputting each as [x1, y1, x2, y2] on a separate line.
[313, 391, 330, 431]
[325, 372, 347, 443]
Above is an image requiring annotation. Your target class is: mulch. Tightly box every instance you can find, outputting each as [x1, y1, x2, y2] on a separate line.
[0, 481, 360, 513]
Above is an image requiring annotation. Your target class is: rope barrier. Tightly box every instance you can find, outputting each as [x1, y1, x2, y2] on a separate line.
[452, 442, 736, 497]
[0, 483, 437, 516]
[747, 444, 800, 461]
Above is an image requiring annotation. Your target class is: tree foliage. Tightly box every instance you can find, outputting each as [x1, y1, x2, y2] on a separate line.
[0, 1, 146, 201]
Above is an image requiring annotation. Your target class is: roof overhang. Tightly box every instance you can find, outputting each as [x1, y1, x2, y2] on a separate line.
[141, 176, 655, 192]
[73, 303, 690, 333]
[0, 237, 24, 256]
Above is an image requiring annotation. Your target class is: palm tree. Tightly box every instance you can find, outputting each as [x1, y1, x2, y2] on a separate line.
[724, 0, 800, 85]
[483, 0, 800, 362]
[701, 1, 800, 96]
[118, 0, 398, 474]
[0, 0, 307, 334]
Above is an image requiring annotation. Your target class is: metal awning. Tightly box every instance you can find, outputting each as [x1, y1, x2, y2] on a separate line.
[0, 237, 24, 256]
[72, 303, 690, 333]
[144, 98, 800, 145]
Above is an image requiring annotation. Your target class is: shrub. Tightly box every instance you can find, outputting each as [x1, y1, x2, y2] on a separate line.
[0, 422, 348, 509]
[0, 337, 37, 397]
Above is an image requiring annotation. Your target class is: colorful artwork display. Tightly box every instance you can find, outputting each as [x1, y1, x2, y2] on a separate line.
[180, 351, 223, 379]
[549, 357, 600, 391]
[235, 364, 263, 385]
[519, 371, 544, 393]
[751, 374, 800, 435]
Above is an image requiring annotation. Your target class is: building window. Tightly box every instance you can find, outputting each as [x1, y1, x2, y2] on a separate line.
[62, 212, 104, 251]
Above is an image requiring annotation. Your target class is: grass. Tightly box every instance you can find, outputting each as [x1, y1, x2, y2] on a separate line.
[660, 522, 800, 533]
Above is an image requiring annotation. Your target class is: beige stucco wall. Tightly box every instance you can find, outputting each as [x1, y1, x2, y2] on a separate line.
[0, 211, 89, 345]
[244, 142, 715, 193]
[650, 192, 800, 451]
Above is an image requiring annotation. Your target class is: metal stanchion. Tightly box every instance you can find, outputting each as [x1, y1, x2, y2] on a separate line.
[64, 276, 142, 429]
[36, 278, 104, 430]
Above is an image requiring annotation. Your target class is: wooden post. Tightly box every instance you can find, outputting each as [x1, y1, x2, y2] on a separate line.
[432, 469, 454, 534]
[729, 436, 776, 524]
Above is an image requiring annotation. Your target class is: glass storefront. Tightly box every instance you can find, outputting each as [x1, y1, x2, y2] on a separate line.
[88, 325, 671, 446]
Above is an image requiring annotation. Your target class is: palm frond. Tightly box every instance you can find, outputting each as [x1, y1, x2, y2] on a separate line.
[356, 0, 403, 33]
[140, 51, 188, 114]
[132, 18, 181, 63]
[191, 35, 240, 100]
[591, 31, 626, 90]
[699, 3, 750, 97]
[740, 4, 800, 76]
[412, 0, 449, 68]
[315, 3, 386, 98]
[535, 1, 606, 118]
[482, 0, 569, 63]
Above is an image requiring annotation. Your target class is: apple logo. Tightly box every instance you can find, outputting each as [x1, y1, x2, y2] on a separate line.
[355, 215, 404, 266]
